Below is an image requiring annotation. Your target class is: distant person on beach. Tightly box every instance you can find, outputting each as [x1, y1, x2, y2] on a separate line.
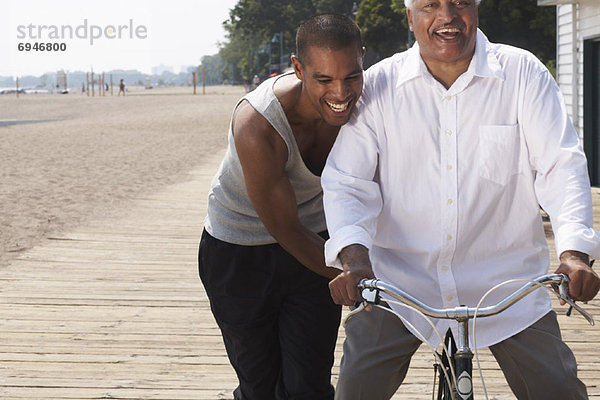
[198, 14, 364, 400]
[81, 83, 85, 94]
[251, 74, 260, 90]
[118, 79, 125, 96]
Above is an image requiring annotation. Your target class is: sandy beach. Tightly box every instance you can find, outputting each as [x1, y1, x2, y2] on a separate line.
[0, 86, 245, 269]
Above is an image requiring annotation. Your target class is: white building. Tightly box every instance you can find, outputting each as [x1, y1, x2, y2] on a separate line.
[538, 1, 600, 184]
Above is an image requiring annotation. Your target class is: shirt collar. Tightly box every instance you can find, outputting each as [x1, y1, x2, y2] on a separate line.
[395, 43, 426, 88]
[396, 28, 505, 89]
[470, 29, 504, 81]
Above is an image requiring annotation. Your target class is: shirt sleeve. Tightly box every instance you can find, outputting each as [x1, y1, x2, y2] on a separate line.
[321, 87, 384, 269]
[522, 63, 600, 260]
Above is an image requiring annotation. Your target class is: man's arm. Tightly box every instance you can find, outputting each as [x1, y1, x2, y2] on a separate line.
[520, 65, 600, 301]
[321, 83, 383, 301]
[233, 101, 339, 280]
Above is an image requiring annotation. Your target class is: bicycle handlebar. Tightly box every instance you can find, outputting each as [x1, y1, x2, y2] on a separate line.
[358, 273, 594, 325]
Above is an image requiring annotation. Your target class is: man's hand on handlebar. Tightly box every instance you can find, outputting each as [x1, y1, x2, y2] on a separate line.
[555, 250, 600, 304]
[329, 244, 375, 306]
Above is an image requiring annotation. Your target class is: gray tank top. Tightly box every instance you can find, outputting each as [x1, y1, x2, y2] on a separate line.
[204, 74, 326, 245]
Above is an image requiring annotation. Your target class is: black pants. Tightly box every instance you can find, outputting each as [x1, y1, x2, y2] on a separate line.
[198, 229, 341, 400]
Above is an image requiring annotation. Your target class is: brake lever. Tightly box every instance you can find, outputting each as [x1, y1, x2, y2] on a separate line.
[342, 301, 367, 327]
[557, 279, 595, 326]
[342, 284, 382, 328]
[563, 298, 594, 326]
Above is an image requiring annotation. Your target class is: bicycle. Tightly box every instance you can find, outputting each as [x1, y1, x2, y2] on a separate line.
[346, 273, 595, 400]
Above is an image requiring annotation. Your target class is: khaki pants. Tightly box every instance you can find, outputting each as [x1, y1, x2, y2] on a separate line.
[335, 307, 588, 400]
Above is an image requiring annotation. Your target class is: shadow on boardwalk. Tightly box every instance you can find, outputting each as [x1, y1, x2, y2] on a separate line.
[1, 152, 599, 399]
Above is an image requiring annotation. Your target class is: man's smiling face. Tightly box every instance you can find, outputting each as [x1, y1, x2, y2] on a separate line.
[294, 45, 364, 127]
[408, 0, 478, 68]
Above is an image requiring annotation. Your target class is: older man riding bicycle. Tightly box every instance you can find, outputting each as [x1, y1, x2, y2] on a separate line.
[322, 0, 600, 399]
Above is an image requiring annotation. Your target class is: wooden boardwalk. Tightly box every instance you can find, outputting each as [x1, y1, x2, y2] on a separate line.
[1, 151, 599, 399]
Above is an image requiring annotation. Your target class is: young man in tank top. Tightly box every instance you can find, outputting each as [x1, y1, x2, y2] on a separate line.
[198, 14, 364, 400]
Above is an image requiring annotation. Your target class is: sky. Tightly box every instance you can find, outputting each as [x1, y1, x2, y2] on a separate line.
[0, 0, 239, 77]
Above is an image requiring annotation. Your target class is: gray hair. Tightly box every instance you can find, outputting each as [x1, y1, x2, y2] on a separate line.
[404, 0, 481, 9]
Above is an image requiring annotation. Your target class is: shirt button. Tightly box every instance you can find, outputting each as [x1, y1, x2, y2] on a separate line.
[447, 235, 453, 241]
[445, 95, 451, 101]
[447, 199, 453, 205]
[445, 129, 452, 136]
[441, 265, 448, 271]
[446, 295, 453, 301]
[447, 165, 453, 170]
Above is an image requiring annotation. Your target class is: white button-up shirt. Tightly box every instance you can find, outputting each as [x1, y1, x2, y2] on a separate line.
[322, 30, 600, 348]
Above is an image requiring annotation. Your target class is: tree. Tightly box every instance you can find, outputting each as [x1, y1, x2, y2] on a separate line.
[221, 0, 315, 80]
[200, 54, 228, 85]
[357, 0, 408, 66]
[378, 0, 556, 68]
[219, 0, 358, 81]
[477, 0, 556, 66]
[39, 74, 48, 88]
[217, 0, 555, 82]
[314, 0, 356, 14]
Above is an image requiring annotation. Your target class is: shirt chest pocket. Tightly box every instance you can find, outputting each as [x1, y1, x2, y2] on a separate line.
[478, 124, 521, 185]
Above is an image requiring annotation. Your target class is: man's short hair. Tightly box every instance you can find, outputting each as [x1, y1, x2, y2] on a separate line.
[404, 0, 481, 8]
[295, 14, 362, 66]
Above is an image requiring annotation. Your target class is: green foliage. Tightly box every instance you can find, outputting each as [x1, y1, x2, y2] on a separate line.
[546, 59, 557, 79]
[218, 0, 359, 82]
[221, 0, 314, 81]
[200, 54, 228, 85]
[314, 0, 357, 14]
[356, 0, 408, 65]
[478, 0, 556, 65]
[213, 0, 556, 83]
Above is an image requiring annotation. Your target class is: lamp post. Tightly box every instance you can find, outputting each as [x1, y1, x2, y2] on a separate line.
[351, 2, 359, 20]
[269, 42, 276, 75]
[272, 32, 284, 73]
[252, 48, 259, 76]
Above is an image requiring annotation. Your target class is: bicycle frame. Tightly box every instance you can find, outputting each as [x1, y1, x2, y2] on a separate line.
[356, 273, 595, 400]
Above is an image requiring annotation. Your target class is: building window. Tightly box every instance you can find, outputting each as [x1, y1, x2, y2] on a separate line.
[583, 38, 600, 186]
